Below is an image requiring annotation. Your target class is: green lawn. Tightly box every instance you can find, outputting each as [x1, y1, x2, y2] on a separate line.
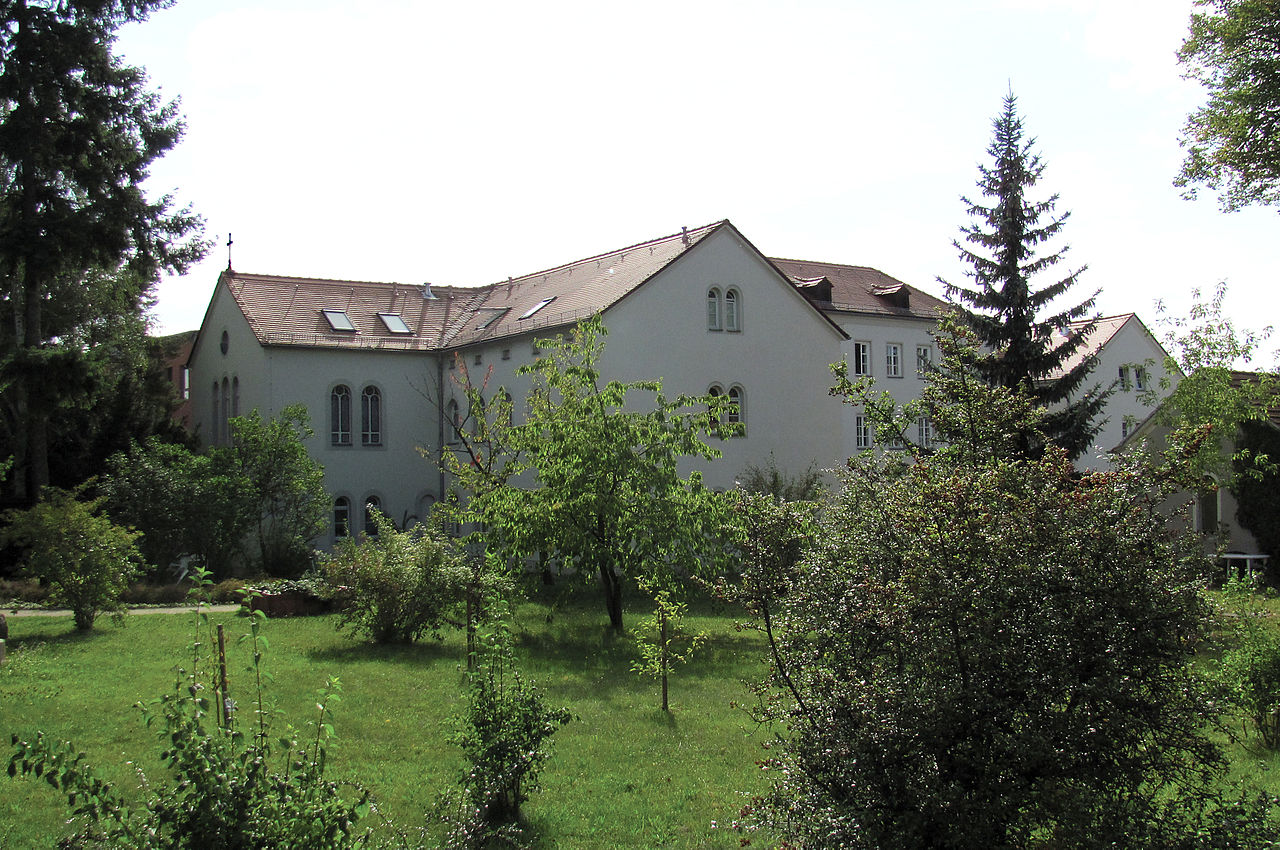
[0, 593, 771, 849]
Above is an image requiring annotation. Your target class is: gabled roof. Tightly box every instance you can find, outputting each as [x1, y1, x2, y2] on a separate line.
[220, 222, 726, 352]
[768, 257, 947, 320]
[1046, 314, 1172, 381]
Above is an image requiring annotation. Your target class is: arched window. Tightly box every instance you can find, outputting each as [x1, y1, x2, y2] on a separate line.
[364, 495, 382, 536]
[498, 390, 514, 426]
[727, 385, 745, 433]
[231, 376, 240, 419]
[414, 493, 437, 528]
[221, 377, 231, 445]
[334, 497, 351, 538]
[361, 385, 382, 446]
[445, 399, 460, 445]
[331, 385, 352, 446]
[708, 384, 723, 426]
[211, 383, 220, 446]
[725, 288, 741, 332]
[707, 287, 722, 331]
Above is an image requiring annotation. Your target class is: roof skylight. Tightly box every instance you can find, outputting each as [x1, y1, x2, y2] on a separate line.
[322, 309, 356, 332]
[518, 297, 555, 321]
[477, 309, 508, 329]
[378, 313, 413, 334]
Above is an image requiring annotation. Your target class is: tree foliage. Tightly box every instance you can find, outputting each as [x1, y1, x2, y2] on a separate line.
[1233, 418, 1280, 558]
[942, 93, 1108, 460]
[1178, 0, 1280, 211]
[322, 508, 473, 645]
[226, 405, 328, 576]
[439, 316, 734, 632]
[0, 0, 206, 502]
[1, 486, 141, 630]
[740, 330, 1276, 849]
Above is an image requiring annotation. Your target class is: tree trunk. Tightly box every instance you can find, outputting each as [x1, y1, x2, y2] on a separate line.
[660, 607, 669, 711]
[600, 564, 624, 632]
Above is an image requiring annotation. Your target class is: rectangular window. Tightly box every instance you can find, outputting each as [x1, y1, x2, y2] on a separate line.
[1135, 367, 1147, 391]
[473, 353, 482, 366]
[853, 341, 871, 376]
[378, 313, 412, 334]
[519, 297, 555, 320]
[886, 343, 902, 378]
[322, 309, 356, 332]
[917, 416, 933, 448]
[502, 348, 511, 361]
[1118, 365, 1130, 389]
[916, 345, 932, 375]
[1121, 416, 1135, 439]
[855, 415, 872, 450]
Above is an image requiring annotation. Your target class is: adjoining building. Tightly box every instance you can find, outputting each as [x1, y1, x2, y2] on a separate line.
[187, 219, 1175, 546]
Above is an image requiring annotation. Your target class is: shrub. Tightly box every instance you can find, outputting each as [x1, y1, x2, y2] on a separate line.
[453, 597, 571, 827]
[1, 487, 142, 630]
[1215, 580, 1280, 748]
[322, 510, 470, 644]
[6, 581, 371, 848]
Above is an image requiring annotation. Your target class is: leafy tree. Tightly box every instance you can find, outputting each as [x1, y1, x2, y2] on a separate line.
[226, 405, 327, 576]
[0, 1, 206, 504]
[1178, 0, 1280, 211]
[1, 486, 142, 630]
[440, 316, 734, 632]
[631, 580, 706, 712]
[1233, 418, 1280, 559]
[99, 437, 254, 579]
[942, 92, 1109, 460]
[737, 452, 823, 503]
[739, 330, 1276, 849]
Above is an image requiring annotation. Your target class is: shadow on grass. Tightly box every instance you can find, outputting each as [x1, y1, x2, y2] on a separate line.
[4, 628, 98, 652]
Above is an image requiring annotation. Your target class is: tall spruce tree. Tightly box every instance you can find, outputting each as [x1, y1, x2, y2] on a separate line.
[0, 0, 206, 504]
[943, 93, 1109, 460]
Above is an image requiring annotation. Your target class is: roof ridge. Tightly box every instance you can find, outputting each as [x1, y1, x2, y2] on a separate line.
[487, 220, 725, 288]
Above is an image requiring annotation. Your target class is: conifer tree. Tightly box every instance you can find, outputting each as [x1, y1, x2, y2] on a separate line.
[943, 93, 1109, 460]
[0, 0, 206, 504]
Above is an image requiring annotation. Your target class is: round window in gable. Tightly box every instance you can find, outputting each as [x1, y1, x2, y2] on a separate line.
[220, 330, 229, 355]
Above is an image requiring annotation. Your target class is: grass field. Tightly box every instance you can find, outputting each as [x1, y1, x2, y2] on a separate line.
[0, 591, 772, 848]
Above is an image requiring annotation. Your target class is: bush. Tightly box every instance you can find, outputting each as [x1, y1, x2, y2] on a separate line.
[322, 510, 470, 644]
[1215, 580, 1280, 748]
[1, 487, 142, 630]
[453, 598, 571, 827]
[6, 589, 371, 848]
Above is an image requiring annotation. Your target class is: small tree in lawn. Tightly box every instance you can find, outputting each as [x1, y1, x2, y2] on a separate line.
[942, 92, 1109, 461]
[631, 579, 706, 712]
[440, 316, 736, 632]
[2, 487, 142, 630]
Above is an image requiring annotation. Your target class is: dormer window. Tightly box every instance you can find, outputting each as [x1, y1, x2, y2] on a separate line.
[323, 309, 356, 332]
[378, 313, 412, 334]
[519, 298, 555, 320]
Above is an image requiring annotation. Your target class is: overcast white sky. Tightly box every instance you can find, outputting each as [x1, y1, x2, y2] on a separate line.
[118, 0, 1280, 361]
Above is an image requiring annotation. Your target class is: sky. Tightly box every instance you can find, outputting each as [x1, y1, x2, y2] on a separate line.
[117, 0, 1280, 362]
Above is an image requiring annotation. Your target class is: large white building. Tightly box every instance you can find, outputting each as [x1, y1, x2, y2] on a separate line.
[188, 220, 1173, 545]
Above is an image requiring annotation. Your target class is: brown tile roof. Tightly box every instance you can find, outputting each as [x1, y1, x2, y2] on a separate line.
[224, 222, 725, 352]
[768, 258, 948, 320]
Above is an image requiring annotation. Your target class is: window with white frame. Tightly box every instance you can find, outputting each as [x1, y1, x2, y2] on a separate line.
[916, 345, 932, 375]
[707, 287, 722, 330]
[886, 343, 903, 378]
[727, 386, 745, 433]
[855, 415, 872, 450]
[361, 385, 382, 446]
[917, 416, 934, 448]
[331, 385, 352, 446]
[1121, 416, 1135, 439]
[1118, 365, 1130, 388]
[853, 341, 871, 376]
[1135, 367, 1147, 391]
[725, 288, 741, 332]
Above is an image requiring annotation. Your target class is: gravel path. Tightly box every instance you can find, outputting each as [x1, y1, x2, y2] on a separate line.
[5, 604, 241, 618]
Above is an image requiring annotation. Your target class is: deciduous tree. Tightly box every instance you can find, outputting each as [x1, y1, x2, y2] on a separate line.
[1177, 0, 1280, 211]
